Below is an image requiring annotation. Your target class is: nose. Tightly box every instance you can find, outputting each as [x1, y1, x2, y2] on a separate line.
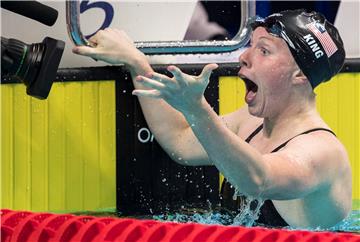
[239, 48, 251, 68]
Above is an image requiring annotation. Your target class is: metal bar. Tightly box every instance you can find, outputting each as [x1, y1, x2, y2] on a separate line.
[66, 0, 89, 46]
[66, 1, 255, 55]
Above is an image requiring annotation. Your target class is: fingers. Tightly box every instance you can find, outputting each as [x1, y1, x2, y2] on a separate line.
[72, 45, 97, 57]
[167, 65, 189, 86]
[167, 65, 186, 81]
[149, 72, 177, 88]
[135, 76, 166, 90]
[132, 89, 162, 98]
[199, 63, 218, 81]
[72, 32, 101, 56]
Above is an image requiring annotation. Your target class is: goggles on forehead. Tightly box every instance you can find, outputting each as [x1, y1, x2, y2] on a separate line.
[249, 15, 296, 51]
[250, 15, 284, 38]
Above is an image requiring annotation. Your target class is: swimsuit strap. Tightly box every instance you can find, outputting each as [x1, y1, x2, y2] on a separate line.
[271, 128, 336, 153]
[245, 124, 264, 143]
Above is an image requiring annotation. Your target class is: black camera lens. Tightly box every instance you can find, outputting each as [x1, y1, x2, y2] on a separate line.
[1, 36, 65, 99]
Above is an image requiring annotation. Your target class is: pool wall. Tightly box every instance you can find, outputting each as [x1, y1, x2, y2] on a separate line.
[1, 61, 359, 213]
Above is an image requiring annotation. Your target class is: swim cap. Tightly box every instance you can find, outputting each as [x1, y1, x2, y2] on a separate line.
[251, 9, 345, 88]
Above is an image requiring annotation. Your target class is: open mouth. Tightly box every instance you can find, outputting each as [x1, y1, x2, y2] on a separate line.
[242, 77, 258, 104]
[243, 77, 258, 93]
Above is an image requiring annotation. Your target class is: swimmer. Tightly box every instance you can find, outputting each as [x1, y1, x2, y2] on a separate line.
[73, 9, 352, 228]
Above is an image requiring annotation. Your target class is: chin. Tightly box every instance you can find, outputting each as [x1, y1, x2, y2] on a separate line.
[248, 106, 264, 118]
[248, 100, 270, 118]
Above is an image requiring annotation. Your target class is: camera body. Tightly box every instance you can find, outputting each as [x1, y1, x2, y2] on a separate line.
[1, 1, 65, 99]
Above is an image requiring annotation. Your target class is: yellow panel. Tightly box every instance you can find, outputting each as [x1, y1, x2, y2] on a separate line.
[13, 85, 31, 210]
[64, 82, 84, 211]
[316, 73, 360, 201]
[219, 76, 246, 115]
[337, 74, 358, 201]
[218, 76, 246, 187]
[99, 82, 116, 208]
[31, 97, 48, 211]
[82, 82, 100, 210]
[315, 75, 339, 133]
[1, 85, 14, 208]
[1, 80, 116, 212]
[48, 83, 66, 211]
[218, 73, 360, 203]
[357, 74, 360, 201]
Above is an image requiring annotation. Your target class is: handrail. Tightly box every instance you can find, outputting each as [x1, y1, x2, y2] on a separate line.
[66, 1, 256, 55]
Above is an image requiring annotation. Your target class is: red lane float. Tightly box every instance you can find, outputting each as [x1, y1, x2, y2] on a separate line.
[1, 209, 359, 242]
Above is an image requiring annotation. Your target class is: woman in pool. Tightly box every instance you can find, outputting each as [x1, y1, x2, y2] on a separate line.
[73, 9, 352, 228]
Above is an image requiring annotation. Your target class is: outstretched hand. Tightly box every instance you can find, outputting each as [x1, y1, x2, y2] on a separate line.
[133, 63, 218, 113]
[72, 28, 143, 65]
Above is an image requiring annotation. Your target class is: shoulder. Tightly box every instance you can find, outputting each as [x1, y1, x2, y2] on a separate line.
[282, 130, 351, 181]
[221, 105, 262, 135]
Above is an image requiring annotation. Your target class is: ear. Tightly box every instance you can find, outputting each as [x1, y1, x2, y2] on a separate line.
[292, 69, 308, 86]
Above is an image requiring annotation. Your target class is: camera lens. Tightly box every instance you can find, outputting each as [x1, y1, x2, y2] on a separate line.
[3, 38, 45, 88]
[1, 36, 65, 99]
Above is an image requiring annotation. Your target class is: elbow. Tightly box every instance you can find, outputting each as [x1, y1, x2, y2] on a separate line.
[242, 156, 271, 197]
[242, 174, 268, 197]
[247, 160, 270, 196]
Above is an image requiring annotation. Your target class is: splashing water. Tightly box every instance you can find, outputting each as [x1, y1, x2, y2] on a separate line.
[152, 183, 359, 232]
[328, 210, 360, 232]
[152, 206, 359, 232]
[151, 180, 359, 232]
[232, 197, 264, 226]
[153, 195, 265, 227]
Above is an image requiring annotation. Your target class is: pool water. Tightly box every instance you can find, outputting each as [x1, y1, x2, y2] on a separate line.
[71, 203, 360, 233]
[152, 209, 360, 233]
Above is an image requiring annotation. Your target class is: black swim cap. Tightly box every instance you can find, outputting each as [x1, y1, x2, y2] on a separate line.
[251, 9, 345, 88]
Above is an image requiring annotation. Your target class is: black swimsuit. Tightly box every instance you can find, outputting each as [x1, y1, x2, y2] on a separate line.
[220, 124, 336, 227]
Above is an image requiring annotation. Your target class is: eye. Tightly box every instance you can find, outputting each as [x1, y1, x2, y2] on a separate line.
[260, 47, 270, 56]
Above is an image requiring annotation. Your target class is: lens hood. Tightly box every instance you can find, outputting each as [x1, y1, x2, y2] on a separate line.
[26, 37, 65, 99]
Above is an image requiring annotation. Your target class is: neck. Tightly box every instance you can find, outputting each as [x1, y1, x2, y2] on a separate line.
[262, 94, 318, 138]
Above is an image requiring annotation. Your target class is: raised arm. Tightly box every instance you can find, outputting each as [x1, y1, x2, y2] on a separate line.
[72, 28, 230, 166]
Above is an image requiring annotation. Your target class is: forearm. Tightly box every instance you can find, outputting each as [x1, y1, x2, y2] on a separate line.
[127, 55, 209, 165]
[183, 97, 268, 195]
[71, 29, 209, 164]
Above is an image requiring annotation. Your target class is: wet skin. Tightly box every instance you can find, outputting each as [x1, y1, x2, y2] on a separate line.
[72, 27, 352, 228]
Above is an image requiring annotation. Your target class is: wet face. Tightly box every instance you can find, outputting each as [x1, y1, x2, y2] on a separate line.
[238, 27, 300, 118]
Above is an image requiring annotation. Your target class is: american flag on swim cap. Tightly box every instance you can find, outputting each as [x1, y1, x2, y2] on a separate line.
[306, 22, 338, 57]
